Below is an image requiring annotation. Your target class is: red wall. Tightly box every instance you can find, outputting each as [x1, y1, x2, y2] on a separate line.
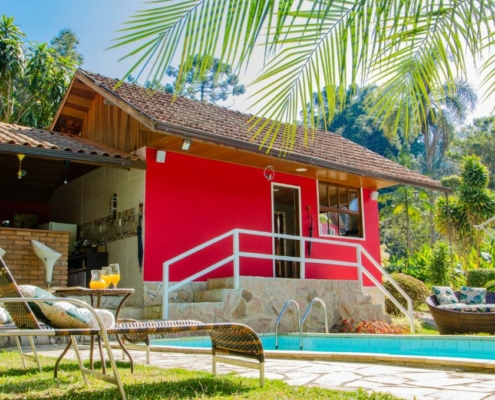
[144, 148, 382, 284]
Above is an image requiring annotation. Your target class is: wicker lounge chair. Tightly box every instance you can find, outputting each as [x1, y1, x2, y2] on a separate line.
[426, 292, 495, 335]
[0, 257, 265, 400]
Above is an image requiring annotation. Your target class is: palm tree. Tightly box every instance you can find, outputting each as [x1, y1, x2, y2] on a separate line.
[112, 0, 495, 149]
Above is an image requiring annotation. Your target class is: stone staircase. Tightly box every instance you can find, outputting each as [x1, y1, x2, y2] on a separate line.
[143, 277, 388, 334]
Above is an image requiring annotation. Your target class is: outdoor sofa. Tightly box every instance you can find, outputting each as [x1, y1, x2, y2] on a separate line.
[426, 286, 495, 335]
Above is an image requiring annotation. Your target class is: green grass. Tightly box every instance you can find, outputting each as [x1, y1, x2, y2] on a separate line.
[418, 322, 440, 335]
[0, 351, 403, 400]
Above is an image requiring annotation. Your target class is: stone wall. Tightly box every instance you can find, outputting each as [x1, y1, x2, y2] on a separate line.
[143, 277, 387, 333]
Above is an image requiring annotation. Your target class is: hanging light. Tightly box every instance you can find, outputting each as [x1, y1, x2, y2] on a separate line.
[17, 154, 26, 179]
[63, 160, 70, 184]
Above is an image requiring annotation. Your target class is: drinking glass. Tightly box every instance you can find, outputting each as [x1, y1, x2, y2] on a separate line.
[101, 266, 112, 288]
[109, 263, 121, 288]
[89, 270, 106, 289]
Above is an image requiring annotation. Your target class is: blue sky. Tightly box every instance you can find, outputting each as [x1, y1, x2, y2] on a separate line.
[2, 1, 493, 119]
[3, 0, 144, 80]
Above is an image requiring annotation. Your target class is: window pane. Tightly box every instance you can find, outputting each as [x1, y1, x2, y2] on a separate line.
[319, 212, 338, 235]
[339, 187, 348, 209]
[329, 186, 338, 207]
[346, 214, 360, 236]
[319, 184, 329, 207]
[349, 190, 358, 212]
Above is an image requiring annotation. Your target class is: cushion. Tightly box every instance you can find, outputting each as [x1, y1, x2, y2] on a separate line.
[432, 286, 459, 305]
[437, 303, 468, 311]
[17, 285, 115, 329]
[0, 305, 13, 325]
[460, 286, 486, 304]
[463, 304, 495, 312]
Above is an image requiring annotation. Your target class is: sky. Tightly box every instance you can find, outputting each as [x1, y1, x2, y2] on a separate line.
[2, 0, 494, 120]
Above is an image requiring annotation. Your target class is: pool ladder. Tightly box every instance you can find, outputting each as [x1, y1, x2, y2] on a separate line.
[275, 297, 329, 350]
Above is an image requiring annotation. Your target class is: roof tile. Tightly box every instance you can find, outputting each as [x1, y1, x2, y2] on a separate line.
[80, 69, 442, 190]
[0, 122, 141, 161]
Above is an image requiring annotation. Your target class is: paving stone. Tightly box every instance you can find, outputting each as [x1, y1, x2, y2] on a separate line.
[28, 344, 495, 400]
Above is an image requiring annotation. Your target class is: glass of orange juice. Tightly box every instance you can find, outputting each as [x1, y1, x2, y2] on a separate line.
[101, 267, 112, 288]
[109, 263, 121, 288]
[89, 270, 106, 289]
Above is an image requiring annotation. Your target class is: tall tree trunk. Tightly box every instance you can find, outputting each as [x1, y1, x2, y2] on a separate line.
[429, 191, 435, 246]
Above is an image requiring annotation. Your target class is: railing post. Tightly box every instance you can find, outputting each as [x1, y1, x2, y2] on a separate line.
[357, 248, 363, 289]
[233, 230, 240, 289]
[299, 237, 305, 279]
[162, 262, 169, 320]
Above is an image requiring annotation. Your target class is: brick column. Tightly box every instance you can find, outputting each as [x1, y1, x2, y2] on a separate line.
[0, 228, 69, 287]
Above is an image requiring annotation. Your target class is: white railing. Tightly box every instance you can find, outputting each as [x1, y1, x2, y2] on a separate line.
[162, 228, 415, 332]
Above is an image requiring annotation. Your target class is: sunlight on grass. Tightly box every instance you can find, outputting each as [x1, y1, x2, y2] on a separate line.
[0, 350, 404, 399]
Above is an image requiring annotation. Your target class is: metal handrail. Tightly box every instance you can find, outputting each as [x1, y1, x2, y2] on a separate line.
[161, 228, 415, 333]
[275, 300, 301, 349]
[300, 298, 328, 349]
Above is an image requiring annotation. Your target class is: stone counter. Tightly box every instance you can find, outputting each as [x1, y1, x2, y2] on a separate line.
[0, 227, 69, 287]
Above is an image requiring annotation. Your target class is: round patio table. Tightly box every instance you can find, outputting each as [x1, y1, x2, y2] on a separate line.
[51, 287, 135, 375]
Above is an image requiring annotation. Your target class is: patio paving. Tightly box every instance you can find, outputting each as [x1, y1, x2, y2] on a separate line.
[33, 344, 495, 400]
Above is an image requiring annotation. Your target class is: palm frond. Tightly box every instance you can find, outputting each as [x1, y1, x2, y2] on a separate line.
[113, 0, 495, 150]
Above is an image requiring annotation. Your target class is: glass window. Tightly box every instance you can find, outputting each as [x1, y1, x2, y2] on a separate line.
[318, 183, 362, 238]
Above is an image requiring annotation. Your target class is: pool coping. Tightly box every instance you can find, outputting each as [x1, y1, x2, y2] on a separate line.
[144, 344, 495, 372]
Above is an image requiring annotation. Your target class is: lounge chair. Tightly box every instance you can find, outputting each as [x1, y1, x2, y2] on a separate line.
[0, 257, 265, 400]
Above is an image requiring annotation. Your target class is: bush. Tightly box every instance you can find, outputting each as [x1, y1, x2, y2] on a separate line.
[466, 269, 495, 287]
[330, 318, 407, 334]
[383, 273, 430, 315]
[427, 242, 452, 286]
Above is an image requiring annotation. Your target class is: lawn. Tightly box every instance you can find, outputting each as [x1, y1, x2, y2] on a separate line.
[0, 351, 403, 400]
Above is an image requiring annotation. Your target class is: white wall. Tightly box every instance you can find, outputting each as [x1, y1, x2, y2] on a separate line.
[50, 167, 145, 306]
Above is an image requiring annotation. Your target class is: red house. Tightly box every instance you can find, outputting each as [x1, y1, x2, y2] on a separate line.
[0, 69, 446, 332]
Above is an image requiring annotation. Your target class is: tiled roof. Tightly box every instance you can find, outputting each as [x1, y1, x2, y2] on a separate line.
[79, 69, 444, 190]
[0, 122, 141, 161]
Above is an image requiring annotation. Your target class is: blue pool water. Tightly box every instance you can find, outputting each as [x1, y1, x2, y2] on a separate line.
[151, 333, 495, 361]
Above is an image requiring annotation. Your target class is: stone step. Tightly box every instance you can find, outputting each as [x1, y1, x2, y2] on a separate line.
[206, 278, 234, 290]
[356, 293, 372, 305]
[193, 288, 237, 303]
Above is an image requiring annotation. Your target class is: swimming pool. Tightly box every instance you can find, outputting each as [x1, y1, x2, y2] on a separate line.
[150, 333, 495, 362]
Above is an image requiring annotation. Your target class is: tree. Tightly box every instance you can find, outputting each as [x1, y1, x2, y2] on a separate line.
[164, 55, 245, 104]
[0, 15, 25, 123]
[50, 28, 84, 65]
[379, 185, 432, 261]
[436, 156, 495, 269]
[307, 85, 402, 158]
[393, 79, 477, 177]
[112, 1, 495, 150]
[450, 116, 495, 190]
[0, 16, 78, 128]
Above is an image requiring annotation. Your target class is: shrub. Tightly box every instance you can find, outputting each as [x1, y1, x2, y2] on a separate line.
[330, 319, 407, 334]
[383, 273, 430, 315]
[427, 242, 452, 286]
[467, 269, 495, 287]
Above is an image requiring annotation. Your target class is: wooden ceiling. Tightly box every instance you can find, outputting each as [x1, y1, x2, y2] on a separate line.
[0, 152, 97, 203]
[52, 80, 95, 135]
